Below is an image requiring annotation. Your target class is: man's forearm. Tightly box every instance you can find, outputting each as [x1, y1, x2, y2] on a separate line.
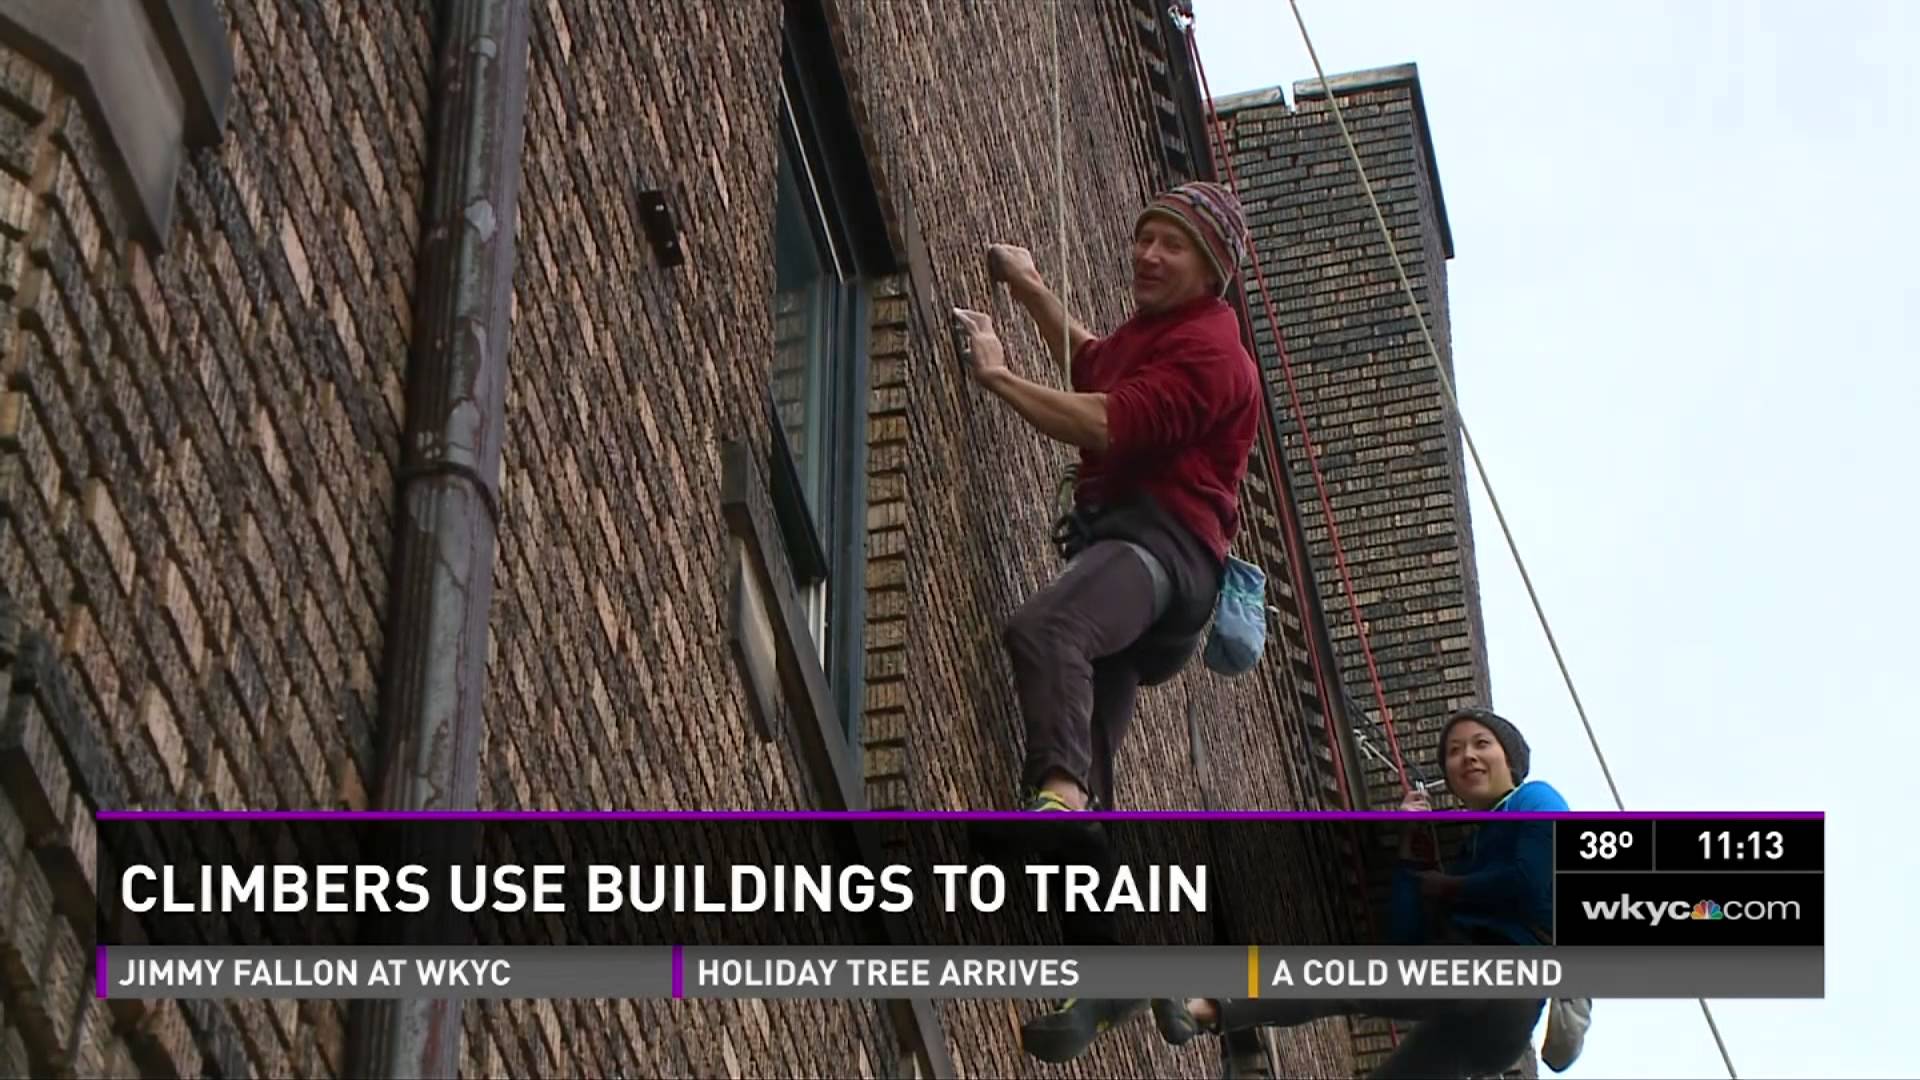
[1009, 275, 1094, 373]
[984, 368, 1109, 451]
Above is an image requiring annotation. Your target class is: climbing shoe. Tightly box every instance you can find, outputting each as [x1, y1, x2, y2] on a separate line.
[1018, 788, 1107, 858]
[1022, 789, 1076, 813]
[1020, 997, 1147, 1063]
[1153, 997, 1203, 1046]
[968, 788, 1108, 865]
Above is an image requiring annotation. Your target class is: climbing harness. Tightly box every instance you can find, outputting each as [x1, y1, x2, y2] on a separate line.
[1124, 540, 1175, 625]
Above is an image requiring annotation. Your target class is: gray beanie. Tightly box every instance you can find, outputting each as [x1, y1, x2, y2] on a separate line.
[1437, 707, 1530, 787]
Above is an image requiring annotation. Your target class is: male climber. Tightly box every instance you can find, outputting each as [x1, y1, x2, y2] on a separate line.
[951, 181, 1258, 824]
[950, 183, 1259, 1058]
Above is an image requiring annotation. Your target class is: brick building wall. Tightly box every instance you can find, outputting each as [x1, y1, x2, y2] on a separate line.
[0, 1, 1388, 1077]
[0, 0, 433, 1074]
[471, 2, 1360, 1075]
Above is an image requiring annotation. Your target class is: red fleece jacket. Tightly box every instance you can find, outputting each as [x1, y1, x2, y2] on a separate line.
[1071, 296, 1259, 564]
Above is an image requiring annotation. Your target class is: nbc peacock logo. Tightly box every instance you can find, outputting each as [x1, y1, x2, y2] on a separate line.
[1691, 900, 1725, 920]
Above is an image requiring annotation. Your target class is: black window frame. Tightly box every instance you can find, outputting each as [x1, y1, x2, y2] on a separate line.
[768, 0, 894, 754]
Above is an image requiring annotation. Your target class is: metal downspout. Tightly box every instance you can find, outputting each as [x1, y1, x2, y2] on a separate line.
[349, 1, 531, 1076]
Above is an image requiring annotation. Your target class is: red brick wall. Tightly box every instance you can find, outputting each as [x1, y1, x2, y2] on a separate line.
[470, 1, 1361, 1074]
[461, 1, 907, 1073]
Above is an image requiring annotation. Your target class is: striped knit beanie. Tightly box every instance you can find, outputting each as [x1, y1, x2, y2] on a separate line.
[1135, 181, 1248, 297]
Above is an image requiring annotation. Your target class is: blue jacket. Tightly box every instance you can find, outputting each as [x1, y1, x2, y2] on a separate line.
[1388, 779, 1568, 947]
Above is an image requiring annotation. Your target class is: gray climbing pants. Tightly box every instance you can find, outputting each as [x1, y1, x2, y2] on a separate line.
[1004, 538, 1194, 808]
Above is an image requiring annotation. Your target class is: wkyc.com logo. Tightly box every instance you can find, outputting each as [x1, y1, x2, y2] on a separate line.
[1581, 895, 1803, 926]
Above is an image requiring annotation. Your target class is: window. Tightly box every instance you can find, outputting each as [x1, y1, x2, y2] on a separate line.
[767, 4, 891, 747]
[771, 104, 860, 655]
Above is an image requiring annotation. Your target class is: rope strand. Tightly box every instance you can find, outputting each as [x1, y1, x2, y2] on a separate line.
[1175, 18, 1356, 813]
[1280, 0, 1624, 811]
[1055, 0, 1068, 376]
[1179, 7, 1409, 1051]
[1180, 21, 1413, 798]
[1280, 2, 1734, 1074]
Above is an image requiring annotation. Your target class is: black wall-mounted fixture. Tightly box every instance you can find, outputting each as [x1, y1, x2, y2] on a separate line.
[638, 188, 683, 268]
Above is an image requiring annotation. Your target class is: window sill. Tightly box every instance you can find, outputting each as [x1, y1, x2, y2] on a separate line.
[0, 0, 232, 250]
[722, 437, 858, 805]
[719, 437, 953, 1079]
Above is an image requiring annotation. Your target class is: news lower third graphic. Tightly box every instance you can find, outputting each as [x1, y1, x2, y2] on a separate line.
[92, 812, 1824, 1002]
[98, 945, 1821, 1001]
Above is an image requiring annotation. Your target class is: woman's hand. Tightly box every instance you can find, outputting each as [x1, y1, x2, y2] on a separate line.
[1398, 785, 1438, 863]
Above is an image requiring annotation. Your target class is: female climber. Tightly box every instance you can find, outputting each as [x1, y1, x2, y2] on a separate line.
[1150, 707, 1573, 1078]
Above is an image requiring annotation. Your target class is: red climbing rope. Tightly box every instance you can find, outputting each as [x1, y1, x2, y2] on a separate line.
[1181, 22, 1412, 798]
[1177, 41, 1414, 1058]
[1267, 433, 1356, 811]
[1233, 287, 1355, 812]
[1159, 26, 1352, 813]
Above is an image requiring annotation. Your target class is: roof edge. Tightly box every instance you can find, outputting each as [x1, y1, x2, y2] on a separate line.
[1289, 62, 1454, 259]
[1213, 84, 1289, 117]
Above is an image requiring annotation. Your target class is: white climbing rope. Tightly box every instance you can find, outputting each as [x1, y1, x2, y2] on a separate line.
[1279, 2, 1739, 1074]
[1055, 0, 1070, 372]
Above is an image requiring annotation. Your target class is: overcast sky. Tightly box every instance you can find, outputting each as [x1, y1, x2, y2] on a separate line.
[1192, 1, 1913, 1077]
